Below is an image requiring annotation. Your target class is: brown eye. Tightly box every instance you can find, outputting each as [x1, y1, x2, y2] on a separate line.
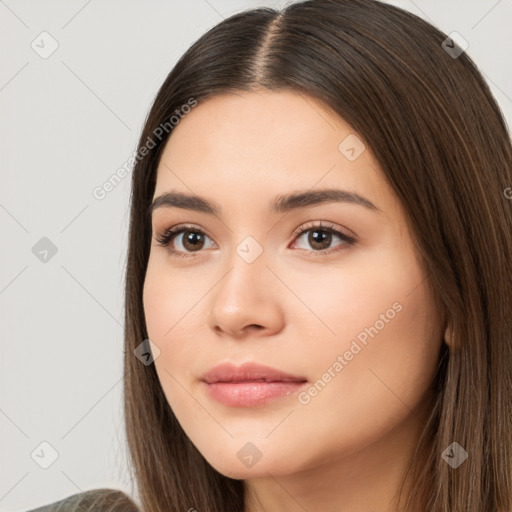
[180, 230, 206, 251]
[306, 229, 333, 251]
[155, 225, 214, 255]
[292, 222, 356, 255]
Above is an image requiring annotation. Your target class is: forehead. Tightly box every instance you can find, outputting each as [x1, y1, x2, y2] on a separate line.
[153, 90, 397, 220]
[160, 89, 352, 163]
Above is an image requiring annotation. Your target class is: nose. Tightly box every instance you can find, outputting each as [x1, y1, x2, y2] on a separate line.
[207, 250, 285, 339]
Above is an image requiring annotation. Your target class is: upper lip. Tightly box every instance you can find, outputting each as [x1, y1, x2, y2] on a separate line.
[200, 362, 308, 384]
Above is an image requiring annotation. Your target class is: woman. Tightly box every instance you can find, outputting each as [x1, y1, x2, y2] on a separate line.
[29, 0, 512, 510]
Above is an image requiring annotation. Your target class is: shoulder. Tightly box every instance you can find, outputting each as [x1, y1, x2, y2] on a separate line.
[25, 488, 140, 512]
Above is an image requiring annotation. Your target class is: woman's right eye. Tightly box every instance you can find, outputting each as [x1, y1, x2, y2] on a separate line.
[155, 224, 215, 259]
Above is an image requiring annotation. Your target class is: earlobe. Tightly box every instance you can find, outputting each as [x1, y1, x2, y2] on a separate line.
[444, 321, 454, 348]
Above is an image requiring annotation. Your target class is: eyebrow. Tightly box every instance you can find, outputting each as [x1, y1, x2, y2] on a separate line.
[147, 188, 381, 218]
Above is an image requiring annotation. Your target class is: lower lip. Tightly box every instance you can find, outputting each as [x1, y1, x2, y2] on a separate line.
[203, 381, 307, 407]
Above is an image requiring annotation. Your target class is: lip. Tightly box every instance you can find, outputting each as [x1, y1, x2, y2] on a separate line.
[200, 362, 308, 407]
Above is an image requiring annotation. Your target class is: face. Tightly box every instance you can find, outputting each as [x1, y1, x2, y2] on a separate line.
[142, 89, 445, 480]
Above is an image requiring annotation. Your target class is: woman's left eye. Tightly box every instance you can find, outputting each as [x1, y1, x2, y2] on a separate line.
[290, 221, 356, 255]
[154, 221, 356, 259]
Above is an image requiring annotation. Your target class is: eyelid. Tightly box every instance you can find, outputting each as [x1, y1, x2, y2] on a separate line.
[291, 220, 352, 239]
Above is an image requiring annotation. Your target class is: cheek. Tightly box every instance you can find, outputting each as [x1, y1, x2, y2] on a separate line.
[143, 260, 184, 381]
[282, 241, 427, 349]
[288, 248, 442, 442]
[142, 257, 214, 390]
[142, 256, 204, 344]
[143, 266, 169, 349]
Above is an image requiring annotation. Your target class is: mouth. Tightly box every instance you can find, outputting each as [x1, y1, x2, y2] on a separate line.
[200, 362, 308, 407]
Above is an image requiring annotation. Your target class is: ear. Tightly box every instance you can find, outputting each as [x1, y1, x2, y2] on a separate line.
[444, 320, 454, 348]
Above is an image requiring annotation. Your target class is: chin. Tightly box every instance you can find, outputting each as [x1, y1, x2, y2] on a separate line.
[199, 443, 299, 480]
[207, 459, 281, 480]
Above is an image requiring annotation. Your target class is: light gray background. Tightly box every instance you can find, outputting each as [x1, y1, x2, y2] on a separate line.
[1, 1, 511, 510]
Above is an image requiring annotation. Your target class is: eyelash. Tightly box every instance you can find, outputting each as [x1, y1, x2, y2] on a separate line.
[154, 221, 356, 260]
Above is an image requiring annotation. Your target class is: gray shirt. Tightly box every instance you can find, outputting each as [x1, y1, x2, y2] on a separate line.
[25, 488, 140, 512]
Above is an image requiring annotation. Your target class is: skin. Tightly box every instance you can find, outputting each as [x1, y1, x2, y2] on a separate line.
[143, 89, 448, 512]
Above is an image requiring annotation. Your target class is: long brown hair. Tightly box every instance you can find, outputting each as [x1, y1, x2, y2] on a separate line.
[123, 1, 512, 510]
